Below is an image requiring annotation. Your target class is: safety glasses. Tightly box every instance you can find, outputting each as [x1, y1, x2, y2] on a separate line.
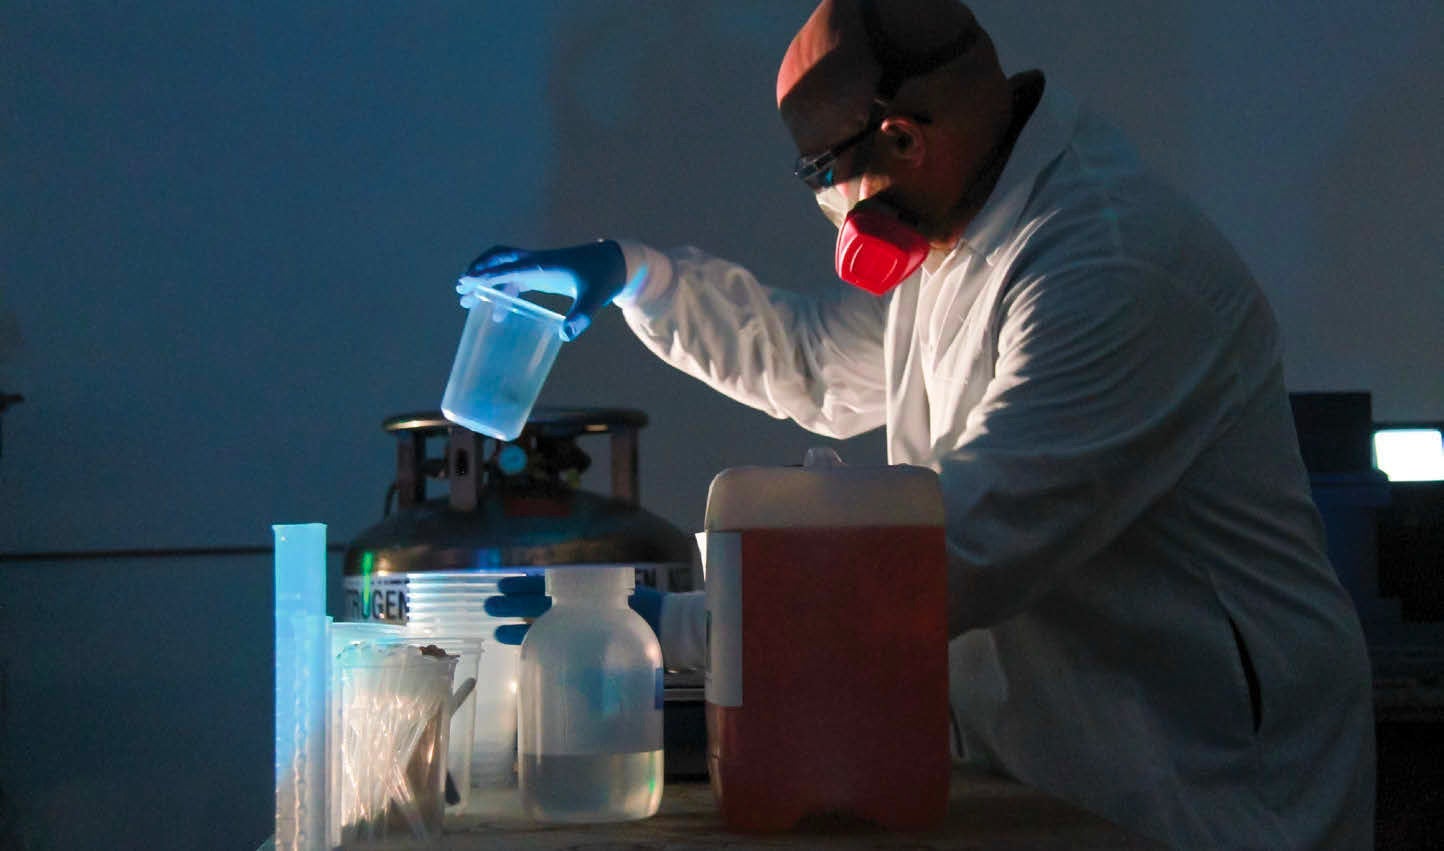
[793, 104, 887, 191]
[793, 0, 977, 192]
[793, 103, 938, 191]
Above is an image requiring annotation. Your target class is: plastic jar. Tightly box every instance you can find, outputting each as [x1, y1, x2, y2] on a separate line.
[517, 567, 664, 822]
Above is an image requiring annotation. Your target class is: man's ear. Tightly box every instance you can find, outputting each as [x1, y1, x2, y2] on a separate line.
[878, 116, 927, 167]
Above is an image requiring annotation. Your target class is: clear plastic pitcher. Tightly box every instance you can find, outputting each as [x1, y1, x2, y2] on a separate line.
[442, 286, 564, 441]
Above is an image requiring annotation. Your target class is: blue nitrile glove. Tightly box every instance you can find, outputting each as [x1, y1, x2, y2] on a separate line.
[458, 241, 629, 341]
[483, 574, 665, 646]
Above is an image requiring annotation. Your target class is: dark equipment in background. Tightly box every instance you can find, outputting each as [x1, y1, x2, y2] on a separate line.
[1291, 392, 1444, 848]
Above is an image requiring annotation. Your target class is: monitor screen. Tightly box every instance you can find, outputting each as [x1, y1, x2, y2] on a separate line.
[1373, 427, 1444, 482]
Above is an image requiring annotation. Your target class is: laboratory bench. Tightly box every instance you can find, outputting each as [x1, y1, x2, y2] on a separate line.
[435, 766, 1164, 850]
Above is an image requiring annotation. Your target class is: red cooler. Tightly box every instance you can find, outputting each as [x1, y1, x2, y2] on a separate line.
[702, 449, 950, 832]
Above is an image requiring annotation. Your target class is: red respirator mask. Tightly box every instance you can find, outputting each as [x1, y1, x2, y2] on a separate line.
[791, 0, 977, 296]
[835, 206, 931, 296]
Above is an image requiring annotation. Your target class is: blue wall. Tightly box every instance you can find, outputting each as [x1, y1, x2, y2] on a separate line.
[2, 2, 1440, 848]
[2, 1, 1441, 551]
[1, 555, 285, 849]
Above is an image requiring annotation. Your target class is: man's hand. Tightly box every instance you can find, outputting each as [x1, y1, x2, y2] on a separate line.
[483, 574, 665, 645]
[458, 241, 629, 341]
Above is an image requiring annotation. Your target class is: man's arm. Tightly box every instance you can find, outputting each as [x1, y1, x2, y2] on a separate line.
[617, 242, 890, 440]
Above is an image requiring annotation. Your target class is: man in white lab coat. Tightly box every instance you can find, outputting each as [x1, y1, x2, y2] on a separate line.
[466, 0, 1376, 846]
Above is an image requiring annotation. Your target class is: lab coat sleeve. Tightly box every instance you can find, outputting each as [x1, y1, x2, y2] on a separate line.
[613, 241, 889, 440]
[658, 590, 708, 671]
[940, 258, 1257, 634]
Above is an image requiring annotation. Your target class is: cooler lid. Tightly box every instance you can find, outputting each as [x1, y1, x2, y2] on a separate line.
[704, 447, 944, 530]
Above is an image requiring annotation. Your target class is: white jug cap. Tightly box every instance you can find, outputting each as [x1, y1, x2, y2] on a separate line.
[705, 448, 944, 531]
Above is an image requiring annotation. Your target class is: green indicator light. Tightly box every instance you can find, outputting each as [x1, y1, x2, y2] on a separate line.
[360, 551, 375, 619]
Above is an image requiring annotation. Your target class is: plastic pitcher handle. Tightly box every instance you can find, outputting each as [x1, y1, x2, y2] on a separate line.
[803, 447, 845, 468]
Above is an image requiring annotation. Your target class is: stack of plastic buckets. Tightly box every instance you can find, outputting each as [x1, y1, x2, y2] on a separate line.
[402, 570, 536, 815]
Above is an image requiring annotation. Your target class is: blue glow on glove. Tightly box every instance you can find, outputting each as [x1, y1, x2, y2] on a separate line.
[456, 269, 576, 307]
[483, 574, 665, 645]
[629, 585, 663, 636]
[460, 241, 628, 340]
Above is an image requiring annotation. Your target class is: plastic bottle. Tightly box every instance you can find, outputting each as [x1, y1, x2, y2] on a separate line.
[517, 567, 664, 822]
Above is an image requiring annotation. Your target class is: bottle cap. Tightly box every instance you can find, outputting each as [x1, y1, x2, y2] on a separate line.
[545, 566, 635, 599]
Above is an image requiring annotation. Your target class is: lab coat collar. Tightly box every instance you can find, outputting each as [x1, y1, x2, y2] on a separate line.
[955, 76, 1080, 266]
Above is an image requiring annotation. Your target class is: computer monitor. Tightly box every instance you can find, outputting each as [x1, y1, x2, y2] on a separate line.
[1373, 425, 1444, 482]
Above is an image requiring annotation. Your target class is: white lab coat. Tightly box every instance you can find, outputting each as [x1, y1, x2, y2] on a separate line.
[618, 82, 1375, 849]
